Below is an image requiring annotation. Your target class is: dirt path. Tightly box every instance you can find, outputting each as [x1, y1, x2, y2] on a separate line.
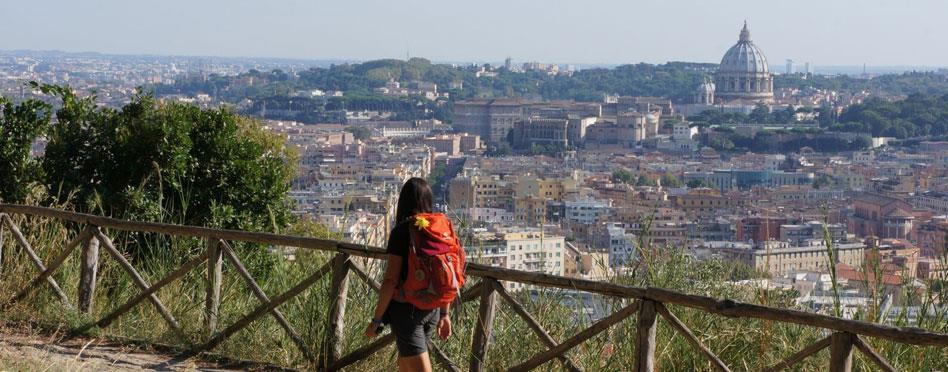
[0, 331, 234, 371]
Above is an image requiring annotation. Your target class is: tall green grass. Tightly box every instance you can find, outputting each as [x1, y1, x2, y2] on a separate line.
[0, 208, 946, 371]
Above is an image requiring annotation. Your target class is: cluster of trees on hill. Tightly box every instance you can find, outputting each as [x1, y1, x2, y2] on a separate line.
[159, 59, 948, 105]
[705, 128, 872, 153]
[155, 59, 719, 105]
[297, 58, 468, 94]
[153, 60, 721, 121]
[534, 62, 717, 102]
[832, 93, 948, 138]
[688, 93, 948, 141]
[775, 71, 948, 96]
[164, 60, 722, 102]
[611, 170, 684, 188]
[688, 104, 830, 126]
[153, 59, 948, 131]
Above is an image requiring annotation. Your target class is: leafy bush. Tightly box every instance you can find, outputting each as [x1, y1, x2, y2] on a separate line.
[38, 84, 296, 233]
[0, 95, 51, 202]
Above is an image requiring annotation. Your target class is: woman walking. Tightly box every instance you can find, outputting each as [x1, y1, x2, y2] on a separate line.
[364, 177, 464, 372]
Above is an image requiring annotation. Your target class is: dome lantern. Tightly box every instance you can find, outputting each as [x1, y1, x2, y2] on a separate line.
[739, 20, 751, 42]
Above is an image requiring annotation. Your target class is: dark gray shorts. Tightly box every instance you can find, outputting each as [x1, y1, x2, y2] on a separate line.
[384, 300, 440, 357]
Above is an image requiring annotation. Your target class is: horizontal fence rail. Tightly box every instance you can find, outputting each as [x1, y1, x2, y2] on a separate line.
[0, 203, 946, 371]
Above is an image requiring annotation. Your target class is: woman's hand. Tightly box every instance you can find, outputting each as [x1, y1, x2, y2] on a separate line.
[437, 315, 452, 340]
[364, 322, 380, 338]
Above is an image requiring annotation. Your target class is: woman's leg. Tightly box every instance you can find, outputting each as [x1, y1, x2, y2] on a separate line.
[397, 352, 432, 372]
[389, 302, 435, 372]
[398, 307, 438, 371]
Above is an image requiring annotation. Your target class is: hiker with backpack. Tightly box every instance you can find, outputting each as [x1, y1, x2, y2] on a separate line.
[365, 177, 466, 372]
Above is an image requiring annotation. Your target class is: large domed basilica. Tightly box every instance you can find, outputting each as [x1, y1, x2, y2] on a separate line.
[714, 21, 773, 103]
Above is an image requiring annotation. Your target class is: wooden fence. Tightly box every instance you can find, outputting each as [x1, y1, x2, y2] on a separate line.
[0, 203, 946, 371]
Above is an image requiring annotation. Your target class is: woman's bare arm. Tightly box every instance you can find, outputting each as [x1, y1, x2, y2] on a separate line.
[365, 254, 402, 338]
[372, 254, 403, 321]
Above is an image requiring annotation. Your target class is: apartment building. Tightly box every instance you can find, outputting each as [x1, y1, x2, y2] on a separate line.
[716, 240, 865, 276]
[466, 229, 567, 290]
[447, 175, 515, 210]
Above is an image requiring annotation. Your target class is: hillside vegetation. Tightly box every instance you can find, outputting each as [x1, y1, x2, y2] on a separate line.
[833, 93, 948, 138]
[154, 58, 948, 142]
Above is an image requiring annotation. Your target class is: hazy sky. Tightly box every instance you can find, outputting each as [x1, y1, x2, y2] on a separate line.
[4, 0, 947, 66]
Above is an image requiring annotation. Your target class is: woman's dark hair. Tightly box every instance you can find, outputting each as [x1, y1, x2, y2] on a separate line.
[394, 177, 434, 223]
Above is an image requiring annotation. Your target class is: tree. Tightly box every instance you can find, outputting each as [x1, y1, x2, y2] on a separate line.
[660, 172, 683, 188]
[812, 174, 834, 189]
[344, 125, 373, 140]
[635, 175, 657, 187]
[40, 84, 297, 236]
[688, 110, 749, 126]
[817, 106, 836, 127]
[687, 179, 715, 189]
[0, 96, 51, 202]
[612, 169, 635, 184]
[708, 136, 735, 151]
[749, 104, 770, 123]
[773, 106, 797, 124]
[851, 135, 873, 150]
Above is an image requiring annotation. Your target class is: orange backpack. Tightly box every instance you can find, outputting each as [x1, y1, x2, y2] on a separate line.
[399, 212, 466, 310]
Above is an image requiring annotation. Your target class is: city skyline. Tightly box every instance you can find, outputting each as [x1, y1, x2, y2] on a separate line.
[4, 0, 948, 67]
[1, 1, 948, 369]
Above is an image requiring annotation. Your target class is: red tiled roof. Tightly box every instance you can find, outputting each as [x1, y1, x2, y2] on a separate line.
[835, 263, 904, 286]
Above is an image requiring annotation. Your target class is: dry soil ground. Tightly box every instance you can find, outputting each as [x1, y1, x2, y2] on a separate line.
[0, 329, 239, 371]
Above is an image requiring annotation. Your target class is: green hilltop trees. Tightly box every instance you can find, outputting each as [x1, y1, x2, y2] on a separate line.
[835, 93, 948, 138]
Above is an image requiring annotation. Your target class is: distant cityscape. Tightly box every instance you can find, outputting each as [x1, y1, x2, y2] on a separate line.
[4, 22, 948, 322]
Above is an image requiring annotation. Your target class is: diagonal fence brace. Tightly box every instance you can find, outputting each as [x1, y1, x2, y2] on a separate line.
[93, 228, 189, 343]
[178, 259, 333, 360]
[219, 240, 318, 365]
[1, 214, 73, 307]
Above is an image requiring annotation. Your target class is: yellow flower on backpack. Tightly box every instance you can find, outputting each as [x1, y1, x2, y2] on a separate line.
[414, 216, 430, 230]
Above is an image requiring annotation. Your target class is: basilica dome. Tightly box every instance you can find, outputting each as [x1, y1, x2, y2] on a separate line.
[694, 76, 715, 104]
[715, 22, 774, 103]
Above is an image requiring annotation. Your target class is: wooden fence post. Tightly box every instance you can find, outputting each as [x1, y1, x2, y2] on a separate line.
[325, 253, 350, 366]
[634, 300, 658, 372]
[829, 332, 855, 372]
[470, 278, 498, 372]
[77, 229, 100, 314]
[0, 216, 5, 273]
[205, 238, 223, 335]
